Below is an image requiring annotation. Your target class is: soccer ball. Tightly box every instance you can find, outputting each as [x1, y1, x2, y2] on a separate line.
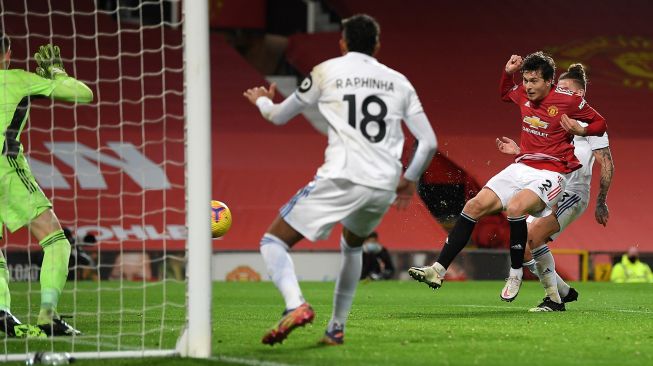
[211, 200, 232, 238]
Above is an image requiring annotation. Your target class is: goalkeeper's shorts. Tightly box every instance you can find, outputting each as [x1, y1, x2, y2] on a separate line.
[0, 153, 52, 234]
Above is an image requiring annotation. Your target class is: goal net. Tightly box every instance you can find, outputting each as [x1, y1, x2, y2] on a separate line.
[0, 0, 210, 361]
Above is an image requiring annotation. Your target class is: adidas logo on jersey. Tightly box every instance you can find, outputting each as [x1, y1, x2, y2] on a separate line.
[542, 268, 553, 274]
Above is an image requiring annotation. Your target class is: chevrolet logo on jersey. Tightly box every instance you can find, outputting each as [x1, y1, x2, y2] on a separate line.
[523, 116, 549, 129]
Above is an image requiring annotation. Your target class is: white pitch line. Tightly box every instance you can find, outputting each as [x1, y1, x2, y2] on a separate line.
[214, 355, 295, 366]
[608, 308, 653, 314]
[451, 304, 653, 314]
[453, 304, 511, 310]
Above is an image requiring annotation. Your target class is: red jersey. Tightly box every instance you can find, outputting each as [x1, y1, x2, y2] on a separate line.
[500, 71, 607, 173]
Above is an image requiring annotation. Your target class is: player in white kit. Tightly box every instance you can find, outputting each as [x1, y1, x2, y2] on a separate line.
[496, 64, 614, 311]
[243, 14, 437, 345]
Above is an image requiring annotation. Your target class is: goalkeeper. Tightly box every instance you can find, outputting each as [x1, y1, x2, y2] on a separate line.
[0, 33, 92, 337]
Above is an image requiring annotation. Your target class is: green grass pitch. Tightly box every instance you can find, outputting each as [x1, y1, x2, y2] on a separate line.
[1, 280, 652, 365]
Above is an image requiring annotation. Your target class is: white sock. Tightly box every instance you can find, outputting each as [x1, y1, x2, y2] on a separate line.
[260, 234, 304, 310]
[532, 245, 561, 303]
[523, 259, 538, 276]
[557, 273, 570, 298]
[432, 262, 447, 277]
[328, 236, 363, 332]
[509, 267, 523, 279]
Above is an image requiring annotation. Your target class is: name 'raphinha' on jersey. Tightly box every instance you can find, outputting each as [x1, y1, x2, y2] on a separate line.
[335, 77, 395, 92]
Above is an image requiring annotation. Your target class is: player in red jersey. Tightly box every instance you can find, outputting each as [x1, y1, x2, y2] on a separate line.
[497, 63, 614, 311]
[409, 52, 607, 305]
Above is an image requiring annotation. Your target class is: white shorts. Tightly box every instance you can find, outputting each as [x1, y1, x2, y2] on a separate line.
[526, 189, 589, 240]
[485, 163, 568, 218]
[280, 177, 396, 242]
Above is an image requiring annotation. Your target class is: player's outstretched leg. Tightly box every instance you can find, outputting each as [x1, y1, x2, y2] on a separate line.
[319, 235, 363, 346]
[409, 211, 478, 290]
[260, 233, 313, 345]
[36, 229, 81, 336]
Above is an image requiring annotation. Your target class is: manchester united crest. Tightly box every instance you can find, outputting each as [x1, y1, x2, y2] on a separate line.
[547, 105, 559, 117]
[547, 36, 653, 91]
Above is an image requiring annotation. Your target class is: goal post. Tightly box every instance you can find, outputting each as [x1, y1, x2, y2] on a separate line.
[178, 0, 213, 358]
[0, 0, 212, 361]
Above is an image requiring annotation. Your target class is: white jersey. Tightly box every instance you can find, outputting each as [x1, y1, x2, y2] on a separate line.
[566, 122, 610, 194]
[293, 52, 426, 191]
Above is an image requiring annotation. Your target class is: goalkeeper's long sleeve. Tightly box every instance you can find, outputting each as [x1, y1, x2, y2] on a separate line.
[50, 75, 94, 103]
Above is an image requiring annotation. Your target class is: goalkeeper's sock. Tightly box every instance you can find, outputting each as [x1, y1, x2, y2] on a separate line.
[0, 256, 11, 312]
[532, 244, 562, 303]
[260, 234, 305, 310]
[328, 236, 362, 332]
[37, 230, 71, 324]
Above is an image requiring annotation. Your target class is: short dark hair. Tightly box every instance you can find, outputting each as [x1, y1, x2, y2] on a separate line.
[341, 14, 380, 56]
[0, 33, 9, 54]
[366, 231, 379, 240]
[559, 63, 588, 90]
[521, 51, 555, 81]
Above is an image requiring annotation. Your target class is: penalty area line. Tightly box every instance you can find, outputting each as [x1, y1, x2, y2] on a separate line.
[213, 355, 295, 366]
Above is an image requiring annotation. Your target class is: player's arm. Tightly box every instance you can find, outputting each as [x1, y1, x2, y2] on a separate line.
[244, 69, 322, 125]
[49, 77, 93, 103]
[495, 136, 520, 155]
[562, 97, 607, 136]
[33, 44, 93, 103]
[395, 112, 437, 209]
[592, 146, 614, 226]
[560, 113, 607, 136]
[21, 70, 93, 103]
[500, 55, 523, 102]
[244, 83, 306, 125]
[403, 112, 437, 181]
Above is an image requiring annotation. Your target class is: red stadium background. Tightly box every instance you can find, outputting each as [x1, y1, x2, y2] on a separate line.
[214, 0, 653, 254]
[0, 1, 651, 264]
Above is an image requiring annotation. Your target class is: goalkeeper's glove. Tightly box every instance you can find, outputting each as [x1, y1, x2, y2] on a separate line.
[34, 44, 68, 79]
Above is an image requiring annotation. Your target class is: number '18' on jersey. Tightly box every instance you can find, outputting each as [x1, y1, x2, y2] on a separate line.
[294, 51, 424, 191]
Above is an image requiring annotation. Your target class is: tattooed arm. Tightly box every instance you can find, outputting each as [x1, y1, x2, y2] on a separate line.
[592, 146, 614, 226]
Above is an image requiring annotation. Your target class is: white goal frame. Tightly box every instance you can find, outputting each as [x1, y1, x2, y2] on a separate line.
[176, 0, 213, 358]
